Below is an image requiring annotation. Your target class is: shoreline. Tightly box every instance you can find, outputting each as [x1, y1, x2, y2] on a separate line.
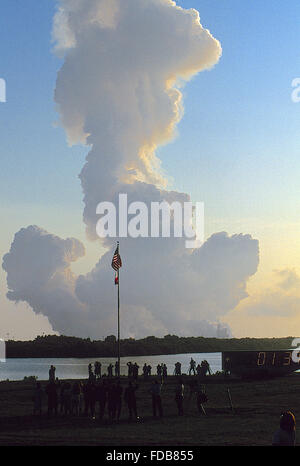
[5, 335, 295, 359]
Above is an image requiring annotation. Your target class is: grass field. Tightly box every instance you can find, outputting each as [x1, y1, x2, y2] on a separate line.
[0, 374, 299, 446]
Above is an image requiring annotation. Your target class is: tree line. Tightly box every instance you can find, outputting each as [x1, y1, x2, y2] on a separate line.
[5, 334, 295, 358]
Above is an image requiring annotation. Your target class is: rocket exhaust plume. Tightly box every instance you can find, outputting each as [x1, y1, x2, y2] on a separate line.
[2, 0, 259, 338]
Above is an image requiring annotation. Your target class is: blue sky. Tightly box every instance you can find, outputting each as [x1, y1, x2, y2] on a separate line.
[1, 0, 300, 227]
[0, 0, 300, 338]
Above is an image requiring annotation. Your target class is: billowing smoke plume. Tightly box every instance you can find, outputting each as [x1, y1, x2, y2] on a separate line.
[2, 0, 260, 338]
[2, 226, 89, 336]
[3, 226, 258, 338]
[53, 0, 222, 240]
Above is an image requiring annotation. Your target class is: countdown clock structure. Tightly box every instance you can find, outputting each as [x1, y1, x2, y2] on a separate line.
[222, 350, 300, 378]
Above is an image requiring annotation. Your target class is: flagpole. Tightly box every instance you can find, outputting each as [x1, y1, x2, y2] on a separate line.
[117, 241, 120, 377]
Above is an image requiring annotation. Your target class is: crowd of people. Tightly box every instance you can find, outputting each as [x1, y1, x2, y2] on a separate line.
[30, 360, 297, 446]
[85, 358, 211, 380]
[31, 358, 212, 422]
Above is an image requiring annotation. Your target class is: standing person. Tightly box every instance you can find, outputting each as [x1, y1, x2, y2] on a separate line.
[174, 379, 184, 416]
[78, 382, 84, 414]
[174, 362, 181, 376]
[32, 382, 43, 417]
[150, 380, 163, 418]
[71, 382, 81, 416]
[59, 382, 66, 414]
[127, 362, 133, 378]
[49, 365, 56, 382]
[157, 364, 162, 377]
[143, 363, 148, 379]
[108, 363, 114, 378]
[96, 379, 107, 421]
[88, 363, 94, 381]
[133, 363, 139, 380]
[173, 363, 177, 376]
[82, 381, 89, 416]
[202, 360, 211, 376]
[45, 381, 58, 418]
[83, 380, 95, 417]
[189, 358, 196, 376]
[94, 361, 102, 379]
[115, 380, 123, 421]
[124, 381, 139, 421]
[272, 411, 296, 446]
[186, 379, 197, 411]
[147, 364, 152, 376]
[107, 382, 118, 421]
[162, 364, 168, 379]
[62, 382, 72, 416]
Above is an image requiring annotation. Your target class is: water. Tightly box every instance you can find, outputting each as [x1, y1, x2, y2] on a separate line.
[0, 353, 222, 381]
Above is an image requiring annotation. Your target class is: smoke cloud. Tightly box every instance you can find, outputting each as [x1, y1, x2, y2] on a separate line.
[53, 0, 222, 240]
[2, 0, 260, 338]
[3, 226, 258, 338]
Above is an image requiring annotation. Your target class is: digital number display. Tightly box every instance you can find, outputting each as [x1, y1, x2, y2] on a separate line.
[222, 350, 300, 377]
[256, 351, 292, 366]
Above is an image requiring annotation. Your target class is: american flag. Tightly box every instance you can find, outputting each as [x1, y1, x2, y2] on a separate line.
[111, 243, 122, 271]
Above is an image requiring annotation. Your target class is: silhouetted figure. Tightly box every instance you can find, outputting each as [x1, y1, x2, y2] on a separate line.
[174, 362, 181, 376]
[162, 364, 168, 379]
[196, 364, 201, 376]
[49, 365, 56, 382]
[133, 363, 139, 380]
[89, 381, 97, 418]
[150, 380, 163, 418]
[189, 358, 196, 376]
[108, 363, 114, 378]
[62, 382, 72, 416]
[71, 382, 81, 416]
[147, 364, 152, 376]
[127, 362, 133, 378]
[88, 363, 94, 381]
[78, 382, 84, 414]
[107, 382, 117, 421]
[83, 380, 96, 417]
[59, 382, 65, 413]
[174, 379, 184, 416]
[94, 361, 102, 379]
[187, 379, 197, 401]
[272, 411, 296, 446]
[96, 380, 107, 420]
[82, 381, 89, 416]
[46, 381, 58, 417]
[201, 360, 211, 376]
[143, 363, 148, 378]
[157, 364, 162, 377]
[124, 381, 139, 420]
[33, 382, 43, 416]
[115, 380, 123, 420]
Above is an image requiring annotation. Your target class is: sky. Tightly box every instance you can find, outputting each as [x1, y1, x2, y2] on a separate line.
[0, 0, 300, 340]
